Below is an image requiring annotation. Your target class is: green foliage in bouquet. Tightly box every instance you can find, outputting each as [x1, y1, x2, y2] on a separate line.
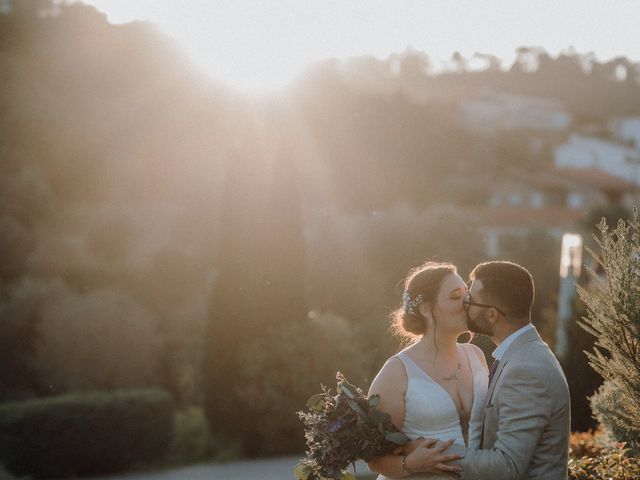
[295, 373, 409, 480]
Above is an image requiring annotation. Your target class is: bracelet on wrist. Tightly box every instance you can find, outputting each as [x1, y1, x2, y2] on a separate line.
[402, 454, 412, 476]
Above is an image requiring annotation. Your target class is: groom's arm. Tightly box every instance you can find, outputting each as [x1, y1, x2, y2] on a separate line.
[456, 365, 552, 480]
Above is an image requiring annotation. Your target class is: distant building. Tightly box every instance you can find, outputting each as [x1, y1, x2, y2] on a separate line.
[487, 171, 610, 211]
[462, 92, 572, 133]
[473, 169, 634, 257]
[610, 116, 640, 149]
[554, 167, 637, 205]
[554, 134, 640, 185]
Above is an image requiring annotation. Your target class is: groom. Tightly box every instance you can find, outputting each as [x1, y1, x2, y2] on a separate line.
[406, 261, 571, 479]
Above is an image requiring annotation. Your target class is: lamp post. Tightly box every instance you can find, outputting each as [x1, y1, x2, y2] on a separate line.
[555, 232, 583, 362]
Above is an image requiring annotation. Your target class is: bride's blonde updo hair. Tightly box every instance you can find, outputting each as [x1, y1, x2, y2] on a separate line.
[391, 261, 457, 343]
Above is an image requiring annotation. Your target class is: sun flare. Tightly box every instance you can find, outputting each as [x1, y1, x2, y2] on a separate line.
[78, 0, 640, 93]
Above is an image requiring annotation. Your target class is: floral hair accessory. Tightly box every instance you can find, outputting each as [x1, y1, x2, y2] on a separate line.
[403, 291, 423, 315]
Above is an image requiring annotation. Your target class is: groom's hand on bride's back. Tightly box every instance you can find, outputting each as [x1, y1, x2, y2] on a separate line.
[403, 438, 464, 475]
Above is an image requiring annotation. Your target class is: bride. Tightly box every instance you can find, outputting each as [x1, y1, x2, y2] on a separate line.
[367, 261, 488, 479]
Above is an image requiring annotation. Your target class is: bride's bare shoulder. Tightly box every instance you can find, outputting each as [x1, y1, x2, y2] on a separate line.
[369, 354, 408, 396]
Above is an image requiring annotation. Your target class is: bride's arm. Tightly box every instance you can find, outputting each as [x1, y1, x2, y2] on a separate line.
[367, 357, 412, 477]
[366, 359, 462, 477]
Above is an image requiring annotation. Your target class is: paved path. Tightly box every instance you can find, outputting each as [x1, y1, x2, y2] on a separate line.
[92, 456, 369, 480]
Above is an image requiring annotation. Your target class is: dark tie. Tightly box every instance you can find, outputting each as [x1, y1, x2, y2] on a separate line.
[488, 359, 500, 385]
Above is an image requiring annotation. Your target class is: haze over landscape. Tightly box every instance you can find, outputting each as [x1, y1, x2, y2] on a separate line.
[79, 0, 640, 92]
[2, 1, 640, 477]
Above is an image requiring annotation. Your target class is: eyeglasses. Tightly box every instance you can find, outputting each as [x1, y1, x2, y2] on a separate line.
[463, 293, 505, 316]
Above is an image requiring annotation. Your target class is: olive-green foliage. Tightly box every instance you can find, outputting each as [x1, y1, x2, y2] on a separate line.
[0, 389, 174, 478]
[576, 209, 640, 446]
[0, 464, 26, 480]
[590, 381, 640, 451]
[296, 374, 408, 480]
[0, 0, 219, 402]
[167, 407, 212, 464]
[566, 204, 634, 433]
[568, 429, 640, 479]
[232, 312, 372, 455]
[203, 141, 308, 456]
[570, 428, 607, 459]
[569, 443, 640, 480]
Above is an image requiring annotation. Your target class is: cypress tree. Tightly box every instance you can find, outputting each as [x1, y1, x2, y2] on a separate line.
[259, 138, 307, 328]
[203, 120, 307, 454]
[203, 127, 269, 448]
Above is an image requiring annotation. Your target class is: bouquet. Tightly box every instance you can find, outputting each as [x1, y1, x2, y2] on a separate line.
[295, 372, 409, 480]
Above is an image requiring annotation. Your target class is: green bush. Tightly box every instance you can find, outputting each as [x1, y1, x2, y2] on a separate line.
[231, 312, 372, 455]
[569, 443, 640, 479]
[0, 464, 26, 480]
[0, 389, 174, 478]
[570, 429, 606, 459]
[167, 406, 221, 465]
[577, 212, 640, 444]
[590, 382, 640, 451]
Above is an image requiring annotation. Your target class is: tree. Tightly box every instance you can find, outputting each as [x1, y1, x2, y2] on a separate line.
[450, 51, 466, 73]
[472, 52, 501, 72]
[203, 141, 267, 451]
[0, 280, 41, 399]
[203, 127, 308, 454]
[512, 46, 544, 73]
[398, 48, 430, 84]
[577, 209, 640, 448]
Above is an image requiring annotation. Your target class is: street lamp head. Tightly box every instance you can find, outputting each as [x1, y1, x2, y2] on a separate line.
[560, 233, 583, 278]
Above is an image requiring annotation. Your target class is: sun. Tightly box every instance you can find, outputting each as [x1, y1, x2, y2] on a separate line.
[77, 0, 337, 93]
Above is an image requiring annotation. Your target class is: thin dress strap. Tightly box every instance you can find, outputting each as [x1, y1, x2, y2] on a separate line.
[394, 351, 430, 381]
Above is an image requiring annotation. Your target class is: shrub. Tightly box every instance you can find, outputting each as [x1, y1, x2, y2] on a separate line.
[167, 406, 215, 465]
[231, 312, 371, 455]
[0, 389, 174, 478]
[570, 428, 605, 459]
[31, 281, 163, 392]
[590, 381, 640, 451]
[576, 210, 640, 448]
[0, 464, 26, 480]
[569, 442, 640, 480]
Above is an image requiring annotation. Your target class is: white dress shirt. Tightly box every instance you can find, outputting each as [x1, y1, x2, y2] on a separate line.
[492, 323, 535, 361]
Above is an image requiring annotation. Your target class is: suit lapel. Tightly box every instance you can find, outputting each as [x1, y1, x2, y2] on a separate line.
[483, 326, 542, 408]
[479, 327, 542, 447]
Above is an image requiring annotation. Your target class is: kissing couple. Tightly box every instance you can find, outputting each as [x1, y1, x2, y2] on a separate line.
[367, 260, 571, 480]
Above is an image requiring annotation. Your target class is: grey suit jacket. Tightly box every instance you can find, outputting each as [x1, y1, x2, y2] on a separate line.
[453, 327, 570, 480]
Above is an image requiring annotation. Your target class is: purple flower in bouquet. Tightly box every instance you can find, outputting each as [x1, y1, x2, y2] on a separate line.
[328, 418, 345, 434]
[295, 372, 409, 480]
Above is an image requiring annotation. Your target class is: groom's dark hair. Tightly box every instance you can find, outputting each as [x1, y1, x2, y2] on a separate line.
[470, 261, 534, 321]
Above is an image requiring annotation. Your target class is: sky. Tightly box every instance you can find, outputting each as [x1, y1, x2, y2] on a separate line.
[78, 0, 640, 93]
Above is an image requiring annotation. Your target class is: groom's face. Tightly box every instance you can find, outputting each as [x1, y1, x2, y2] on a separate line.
[465, 280, 495, 336]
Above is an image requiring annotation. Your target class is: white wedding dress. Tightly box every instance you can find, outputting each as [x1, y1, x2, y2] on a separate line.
[377, 343, 488, 480]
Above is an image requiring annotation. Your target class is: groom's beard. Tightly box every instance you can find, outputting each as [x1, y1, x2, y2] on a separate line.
[467, 309, 494, 336]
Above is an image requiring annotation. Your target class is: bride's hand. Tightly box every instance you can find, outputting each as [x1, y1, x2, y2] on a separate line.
[392, 437, 437, 456]
[403, 438, 464, 475]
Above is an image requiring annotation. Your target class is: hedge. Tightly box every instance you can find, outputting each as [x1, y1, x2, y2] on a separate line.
[0, 388, 174, 478]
